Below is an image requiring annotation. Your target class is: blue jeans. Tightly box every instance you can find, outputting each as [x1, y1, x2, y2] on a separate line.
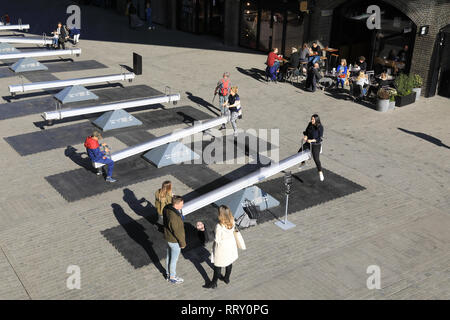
[166, 242, 181, 278]
[337, 78, 345, 88]
[95, 157, 114, 177]
[219, 95, 229, 116]
[308, 55, 320, 65]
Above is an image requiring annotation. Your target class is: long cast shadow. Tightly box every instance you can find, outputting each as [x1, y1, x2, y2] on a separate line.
[186, 91, 220, 116]
[111, 203, 166, 277]
[236, 66, 266, 83]
[398, 128, 450, 149]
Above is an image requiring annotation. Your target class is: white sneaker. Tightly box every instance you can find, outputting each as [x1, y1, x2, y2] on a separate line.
[319, 172, 324, 181]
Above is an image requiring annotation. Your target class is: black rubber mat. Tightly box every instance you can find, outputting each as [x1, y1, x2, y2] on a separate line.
[100, 167, 365, 269]
[4, 106, 212, 156]
[0, 60, 107, 79]
[44, 133, 272, 202]
[0, 85, 162, 120]
[45, 155, 222, 202]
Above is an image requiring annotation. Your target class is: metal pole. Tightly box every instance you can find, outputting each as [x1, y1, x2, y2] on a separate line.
[284, 193, 289, 224]
[43, 93, 181, 121]
[9, 72, 135, 94]
[0, 48, 81, 60]
[182, 151, 311, 215]
[0, 37, 54, 45]
[0, 24, 30, 31]
[94, 116, 229, 168]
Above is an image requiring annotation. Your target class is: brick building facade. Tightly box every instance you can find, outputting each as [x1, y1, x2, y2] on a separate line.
[86, 0, 449, 97]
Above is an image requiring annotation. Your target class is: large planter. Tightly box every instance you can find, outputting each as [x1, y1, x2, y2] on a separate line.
[376, 98, 390, 112]
[395, 93, 416, 107]
[412, 87, 422, 101]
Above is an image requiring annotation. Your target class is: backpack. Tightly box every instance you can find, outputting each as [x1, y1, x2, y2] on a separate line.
[219, 79, 230, 96]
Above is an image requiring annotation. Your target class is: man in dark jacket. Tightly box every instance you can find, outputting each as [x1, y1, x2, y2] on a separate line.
[56, 22, 69, 50]
[84, 131, 116, 183]
[163, 195, 186, 284]
[305, 62, 322, 92]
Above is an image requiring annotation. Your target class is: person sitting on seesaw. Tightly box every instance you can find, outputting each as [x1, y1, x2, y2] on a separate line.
[84, 131, 116, 183]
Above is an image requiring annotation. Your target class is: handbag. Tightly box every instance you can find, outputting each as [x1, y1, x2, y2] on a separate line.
[233, 226, 246, 250]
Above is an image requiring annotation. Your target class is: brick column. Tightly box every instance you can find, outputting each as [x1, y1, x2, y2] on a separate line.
[224, 0, 240, 47]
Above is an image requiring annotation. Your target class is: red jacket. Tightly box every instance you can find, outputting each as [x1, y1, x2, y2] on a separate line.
[266, 52, 282, 67]
[84, 136, 99, 149]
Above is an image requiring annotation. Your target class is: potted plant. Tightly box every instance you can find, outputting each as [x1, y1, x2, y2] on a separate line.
[387, 88, 397, 110]
[394, 73, 416, 107]
[412, 74, 423, 101]
[376, 88, 390, 112]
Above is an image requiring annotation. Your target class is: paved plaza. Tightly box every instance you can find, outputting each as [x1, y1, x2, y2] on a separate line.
[0, 2, 449, 300]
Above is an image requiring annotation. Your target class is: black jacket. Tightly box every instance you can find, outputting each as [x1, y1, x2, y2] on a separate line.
[303, 122, 324, 144]
[289, 52, 301, 69]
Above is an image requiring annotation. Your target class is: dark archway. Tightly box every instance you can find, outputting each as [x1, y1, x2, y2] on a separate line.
[329, 0, 417, 73]
[436, 25, 450, 97]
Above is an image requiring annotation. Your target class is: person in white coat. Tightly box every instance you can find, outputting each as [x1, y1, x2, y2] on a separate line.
[204, 205, 238, 289]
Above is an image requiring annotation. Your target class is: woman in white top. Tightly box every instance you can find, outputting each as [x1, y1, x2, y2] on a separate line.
[204, 205, 238, 289]
[355, 71, 369, 96]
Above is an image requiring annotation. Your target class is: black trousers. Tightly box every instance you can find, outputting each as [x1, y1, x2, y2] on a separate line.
[212, 264, 232, 283]
[298, 142, 322, 171]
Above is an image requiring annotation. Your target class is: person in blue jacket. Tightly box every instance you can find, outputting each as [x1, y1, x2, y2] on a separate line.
[336, 59, 348, 89]
[84, 131, 116, 183]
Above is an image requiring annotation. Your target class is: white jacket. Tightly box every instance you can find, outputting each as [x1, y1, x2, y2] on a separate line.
[211, 223, 238, 267]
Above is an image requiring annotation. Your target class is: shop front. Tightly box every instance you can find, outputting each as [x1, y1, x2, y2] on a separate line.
[239, 0, 305, 56]
[329, 0, 417, 73]
[177, 0, 225, 37]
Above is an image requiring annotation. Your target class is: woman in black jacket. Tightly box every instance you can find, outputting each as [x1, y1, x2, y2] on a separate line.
[298, 114, 324, 181]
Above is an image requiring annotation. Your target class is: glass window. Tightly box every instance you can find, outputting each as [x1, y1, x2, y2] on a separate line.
[240, 1, 258, 49]
[285, 11, 304, 57]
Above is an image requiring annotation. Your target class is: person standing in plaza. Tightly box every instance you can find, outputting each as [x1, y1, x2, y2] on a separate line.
[163, 195, 186, 284]
[214, 72, 231, 130]
[305, 62, 322, 92]
[204, 205, 239, 289]
[56, 22, 69, 50]
[222, 86, 242, 138]
[298, 114, 324, 181]
[146, 1, 155, 30]
[155, 180, 173, 222]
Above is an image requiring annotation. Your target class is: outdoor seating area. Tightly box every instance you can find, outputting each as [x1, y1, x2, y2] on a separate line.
[263, 42, 424, 112]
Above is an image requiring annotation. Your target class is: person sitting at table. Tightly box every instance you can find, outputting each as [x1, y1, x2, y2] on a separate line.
[387, 49, 398, 61]
[355, 56, 367, 72]
[354, 71, 369, 97]
[299, 43, 310, 64]
[308, 42, 321, 66]
[266, 47, 283, 82]
[305, 62, 322, 92]
[377, 72, 392, 87]
[280, 47, 301, 80]
[336, 59, 348, 89]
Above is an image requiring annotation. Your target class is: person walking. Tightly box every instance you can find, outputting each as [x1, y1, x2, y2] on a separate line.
[84, 131, 116, 183]
[222, 86, 242, 138]
[204, 205, 239, 289]
[298, 114, 324, 181]
[163, 195, 186, 284]
[214, 72, 231, 130]
[155, 180, 173, 221]
[146, 1, 155, 30]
